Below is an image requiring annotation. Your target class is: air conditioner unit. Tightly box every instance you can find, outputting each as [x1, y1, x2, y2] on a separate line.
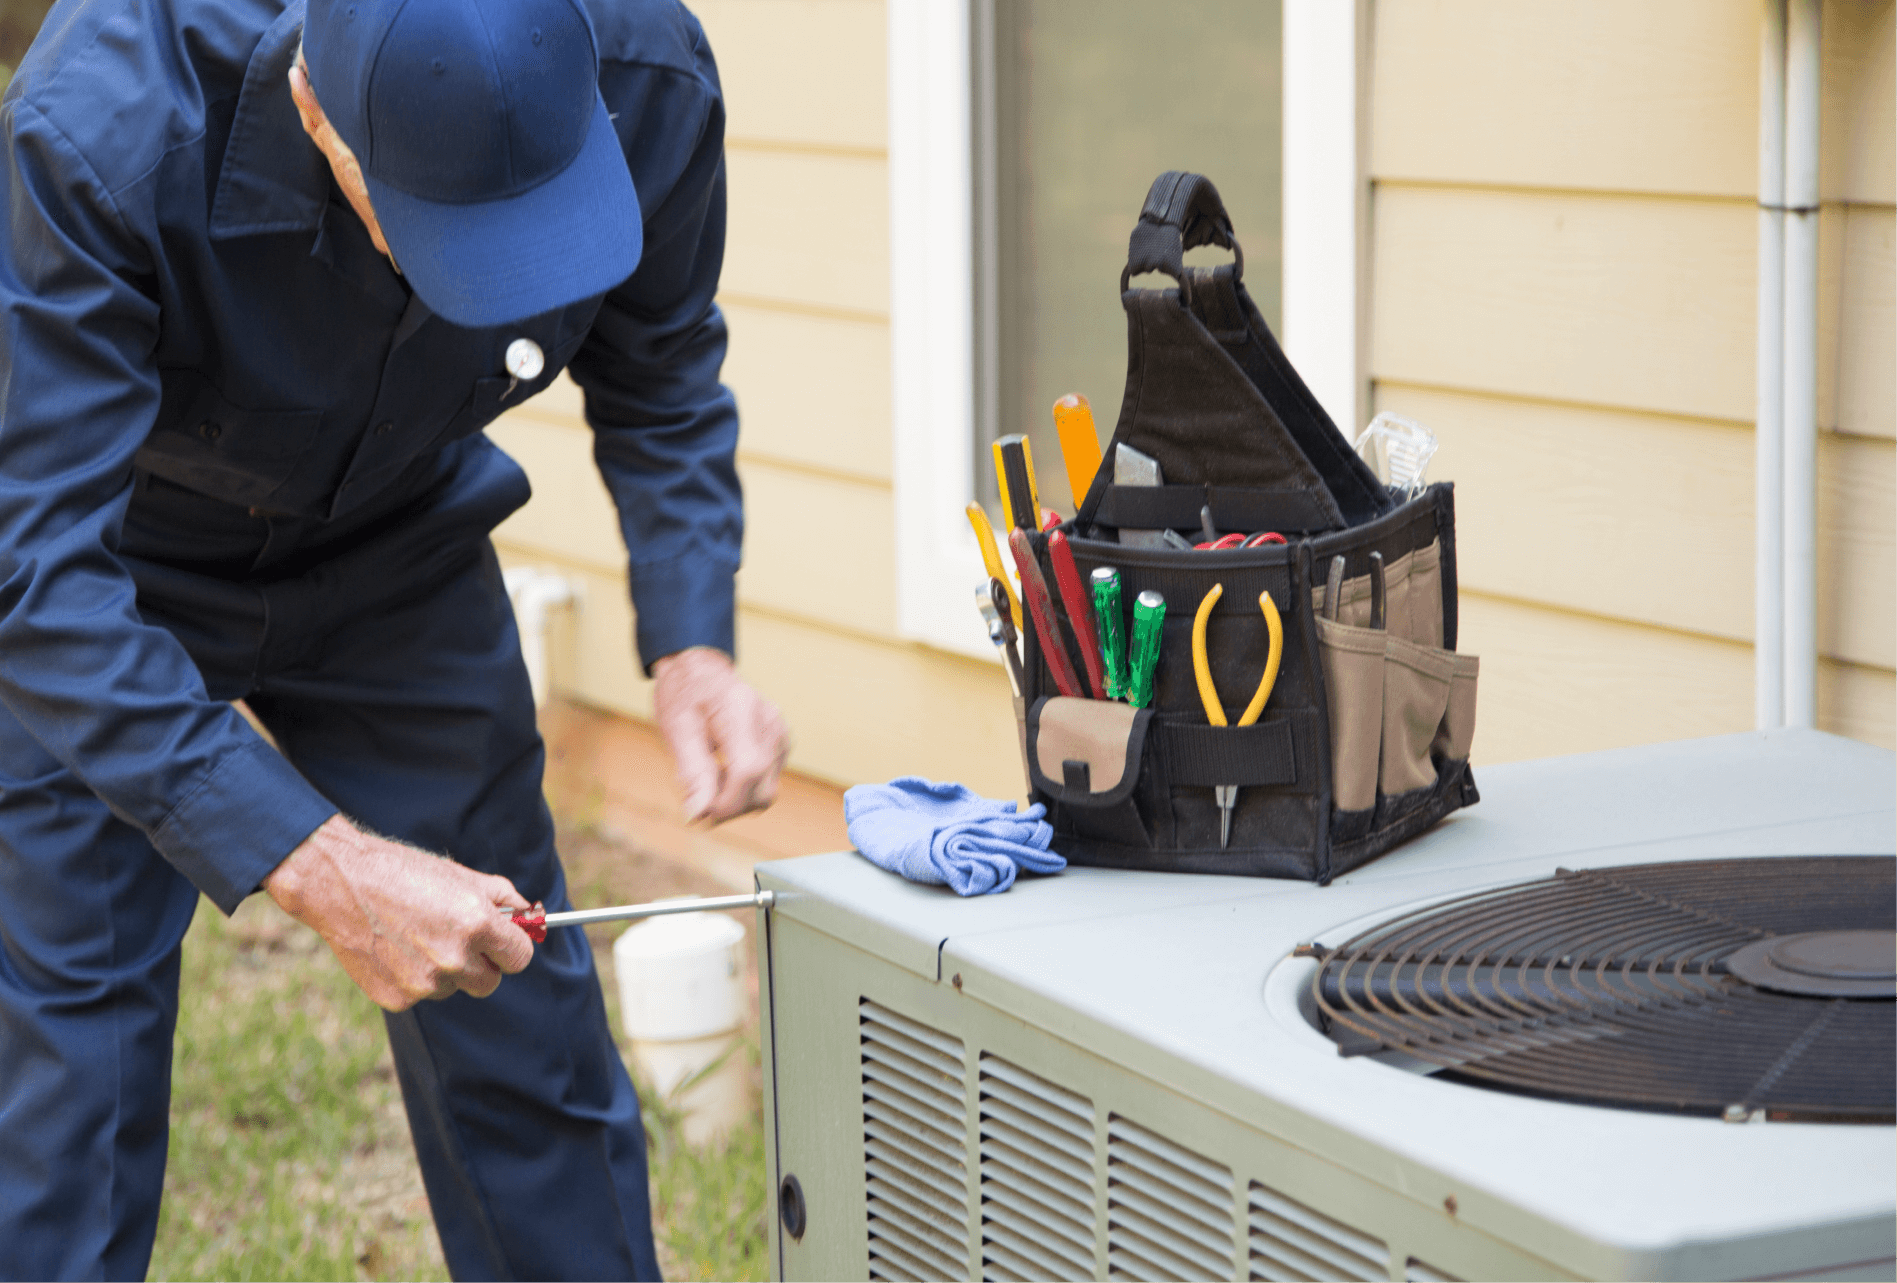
[756, 729, 1896, 1282]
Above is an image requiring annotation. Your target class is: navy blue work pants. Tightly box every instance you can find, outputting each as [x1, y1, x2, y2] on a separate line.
[0, 476, 662, 1280]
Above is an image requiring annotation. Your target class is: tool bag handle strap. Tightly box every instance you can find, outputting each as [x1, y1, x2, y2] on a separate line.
[1120, 171, 1243, 304]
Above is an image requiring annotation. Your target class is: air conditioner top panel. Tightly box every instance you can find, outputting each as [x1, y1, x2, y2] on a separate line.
[759, 729, 1896, 1268]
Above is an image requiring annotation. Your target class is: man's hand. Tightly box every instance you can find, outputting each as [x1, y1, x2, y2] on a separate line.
[264, 814, 535, 1011]
[652, 647, 789, 823]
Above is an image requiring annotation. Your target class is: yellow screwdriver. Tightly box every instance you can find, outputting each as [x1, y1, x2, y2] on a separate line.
[992, 434, 1045, 532]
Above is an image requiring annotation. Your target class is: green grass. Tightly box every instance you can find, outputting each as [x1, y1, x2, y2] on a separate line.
[151, 899, 446, 1282]
[634, 1053, 772, 1283]
[151, 891, 770, 1282]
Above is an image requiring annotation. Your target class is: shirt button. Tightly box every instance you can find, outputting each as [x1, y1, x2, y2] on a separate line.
[504, 338, 545, 382]
[375, 421, 394, 435]
[198, 421, 221, 440]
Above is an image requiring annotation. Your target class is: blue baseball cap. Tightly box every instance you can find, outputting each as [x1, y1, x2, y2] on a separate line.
[303, 0, 642, 327]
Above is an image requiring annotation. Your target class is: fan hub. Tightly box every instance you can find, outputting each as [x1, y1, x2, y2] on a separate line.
[1726, 930, 1897, 997]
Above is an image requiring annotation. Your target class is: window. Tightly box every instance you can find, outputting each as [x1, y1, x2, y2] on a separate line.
[890, 0, 1358, 656]
[973, 0, 1284, 512]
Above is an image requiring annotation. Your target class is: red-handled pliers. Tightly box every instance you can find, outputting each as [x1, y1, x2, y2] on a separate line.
[1194, 531, 1286, 551]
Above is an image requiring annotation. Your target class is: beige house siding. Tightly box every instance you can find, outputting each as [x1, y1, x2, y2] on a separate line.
[1370, 0, 1895, 762]
[495, 0, 1891, 799]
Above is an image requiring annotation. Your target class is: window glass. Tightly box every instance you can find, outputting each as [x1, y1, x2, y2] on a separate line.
[976, 0, 1283, 511]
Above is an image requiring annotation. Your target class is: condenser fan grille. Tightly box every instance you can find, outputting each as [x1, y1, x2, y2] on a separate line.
[1309, 856, 1895, 1122]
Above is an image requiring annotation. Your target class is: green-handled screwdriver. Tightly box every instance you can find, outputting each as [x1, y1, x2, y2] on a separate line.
[1127, 590, 1166, 708]
[1091, 566, 1127, 699]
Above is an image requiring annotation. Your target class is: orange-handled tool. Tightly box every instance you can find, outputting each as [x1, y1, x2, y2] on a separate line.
[1052, 393, 1104, 509]
[1047, 530, 1106, 698]
[1008, 528, 1083, 698]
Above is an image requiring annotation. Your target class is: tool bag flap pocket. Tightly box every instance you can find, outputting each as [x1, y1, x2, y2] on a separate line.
[1028, 697, 1154, 805]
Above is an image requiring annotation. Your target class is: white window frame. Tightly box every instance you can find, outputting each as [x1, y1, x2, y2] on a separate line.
[888, 0, 1364, 659]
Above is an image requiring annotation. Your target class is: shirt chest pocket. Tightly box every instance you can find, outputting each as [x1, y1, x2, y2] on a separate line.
[136, 373, 324, 509]
[326, 332, 589, 520]
[433, 332, 588, 448]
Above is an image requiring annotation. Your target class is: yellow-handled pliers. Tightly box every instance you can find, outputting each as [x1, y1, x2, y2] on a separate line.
[1191, 584, 1284, 847]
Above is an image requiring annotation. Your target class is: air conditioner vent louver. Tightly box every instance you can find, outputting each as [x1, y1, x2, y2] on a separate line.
[861, 999, 970, 1282]
[1106, 1114, 1236, 1281]
[978, 1054, 1097, 1281]
[1405, 1257, 1462, 1282]
[1247, 1180, 1388, 1281]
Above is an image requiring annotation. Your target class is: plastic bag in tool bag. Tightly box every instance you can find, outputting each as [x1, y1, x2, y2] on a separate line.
[1016, 171, 1480, 883]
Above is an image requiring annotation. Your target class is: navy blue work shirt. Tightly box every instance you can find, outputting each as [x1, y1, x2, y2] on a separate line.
[0, 0, 741, 911]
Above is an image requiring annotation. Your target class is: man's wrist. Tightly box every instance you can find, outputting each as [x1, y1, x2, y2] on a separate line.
[651, 645, 731, 677]
[263, 813, 350, 912]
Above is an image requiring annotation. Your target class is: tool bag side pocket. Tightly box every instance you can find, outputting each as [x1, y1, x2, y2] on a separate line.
[1027, 696, 1161, 853]
[1431, 653, 1480, 765]
[1380, 634, 1458, 798]
[1314, 617, 1385, 814]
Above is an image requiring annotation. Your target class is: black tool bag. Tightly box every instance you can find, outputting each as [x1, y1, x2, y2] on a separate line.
[1018, 172, 1480, 883]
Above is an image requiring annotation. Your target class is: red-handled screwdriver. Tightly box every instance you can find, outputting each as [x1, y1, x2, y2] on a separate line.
[1047, 530, 1106, 698]
[509, 891, 776, 942]
[1007, 528, 1084, 698]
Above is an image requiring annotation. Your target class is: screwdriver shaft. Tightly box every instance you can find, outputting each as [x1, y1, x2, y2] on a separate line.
[521, 890, 776, 931]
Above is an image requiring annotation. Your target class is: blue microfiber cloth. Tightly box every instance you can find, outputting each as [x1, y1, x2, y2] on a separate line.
[844, 777, 1062, 896]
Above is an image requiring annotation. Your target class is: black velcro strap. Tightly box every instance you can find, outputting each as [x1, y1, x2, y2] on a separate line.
[1094, 484, 1335, 534]
[1162, 720, 1297, 788]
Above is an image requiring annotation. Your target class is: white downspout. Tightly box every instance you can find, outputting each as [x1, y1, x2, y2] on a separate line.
[1755, 0, 1786, 730]
[1780, 0, 1822, 729]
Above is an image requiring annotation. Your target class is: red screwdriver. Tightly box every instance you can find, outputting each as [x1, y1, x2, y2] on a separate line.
[1047, 530, 1107, 699]
[1007, 528, 1084, 698]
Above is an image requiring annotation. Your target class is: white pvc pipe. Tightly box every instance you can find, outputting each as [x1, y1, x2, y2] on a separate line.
[1781, 0, 1821, 729]
[1755, 0, 1786, 731]
[614, 911, 751, 1146]
[502, 566, 577, 707]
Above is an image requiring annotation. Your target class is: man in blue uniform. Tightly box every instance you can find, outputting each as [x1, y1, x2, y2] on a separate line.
[0, 0, 786, 1276]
